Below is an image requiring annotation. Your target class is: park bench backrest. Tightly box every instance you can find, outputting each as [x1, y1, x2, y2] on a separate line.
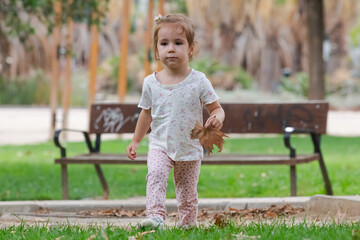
[89, 101, 328, 135]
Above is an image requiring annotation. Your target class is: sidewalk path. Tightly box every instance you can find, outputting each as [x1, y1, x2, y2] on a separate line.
[0, 107, 359, 145]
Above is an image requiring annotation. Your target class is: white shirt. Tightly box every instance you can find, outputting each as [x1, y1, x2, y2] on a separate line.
[138, 69, 219, 161]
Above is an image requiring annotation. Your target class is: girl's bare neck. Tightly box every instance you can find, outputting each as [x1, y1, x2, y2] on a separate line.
[156, 66, 191, 85]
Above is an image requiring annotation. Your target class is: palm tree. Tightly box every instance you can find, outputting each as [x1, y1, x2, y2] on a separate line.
[186, 0, 296, 91]
[324, 0, 358, 74]
[186, 0, 359, 93]
[0, 15, 52, 78]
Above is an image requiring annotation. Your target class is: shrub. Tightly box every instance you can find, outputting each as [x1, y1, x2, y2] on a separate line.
[234, 68, 253, 89]
[0, 71, 50, 105]
[280, 72, 309, 97]
[190, 56, 254, 89]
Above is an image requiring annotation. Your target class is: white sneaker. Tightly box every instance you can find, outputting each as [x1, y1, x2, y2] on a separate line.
[139, 216, 164, 230]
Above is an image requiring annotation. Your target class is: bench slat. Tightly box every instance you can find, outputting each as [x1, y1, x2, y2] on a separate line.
[89, 101, 328, 134]
[55, 153, 319, 165]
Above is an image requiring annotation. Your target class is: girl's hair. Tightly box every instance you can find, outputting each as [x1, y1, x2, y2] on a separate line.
[153, 14, 199, 61]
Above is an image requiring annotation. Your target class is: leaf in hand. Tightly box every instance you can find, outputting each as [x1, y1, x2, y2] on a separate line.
[190, 122, 228, 155]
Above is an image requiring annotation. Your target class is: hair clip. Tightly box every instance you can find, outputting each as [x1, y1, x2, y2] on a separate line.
[154, 14, 163, 22]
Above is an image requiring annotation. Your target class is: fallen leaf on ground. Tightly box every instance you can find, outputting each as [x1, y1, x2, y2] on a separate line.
[265, 211, 277, 218]
[35, 208, 50, 214]
[75, 204, 304, 222]
[225, 204, 304, 219]
[78, 208, 146, 217]
[213, 213, 229, 228]
[190, 122, 228, 155]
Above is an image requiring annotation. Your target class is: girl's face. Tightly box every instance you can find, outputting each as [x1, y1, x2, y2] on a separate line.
[156, 23, 193, 70]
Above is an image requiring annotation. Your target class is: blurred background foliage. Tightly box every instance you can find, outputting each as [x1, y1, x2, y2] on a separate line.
[0, 0, 360, 109]
[0, 71, 50, 105]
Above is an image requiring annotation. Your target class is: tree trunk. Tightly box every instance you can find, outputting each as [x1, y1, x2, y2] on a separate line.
[327, 22, 346, 74]
[0, 29, 10, 77]
[50, 0, 62, 139]
[305, 0, 325, 100]
[293, 0, 307, 73]
[219, 22, 238, 65]
[259, 35, 281, 92]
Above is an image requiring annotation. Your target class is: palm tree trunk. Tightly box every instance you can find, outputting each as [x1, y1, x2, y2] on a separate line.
[259, 35, 281, 92]
[327, 22, 346, 74]
[305, 0, 325, 100]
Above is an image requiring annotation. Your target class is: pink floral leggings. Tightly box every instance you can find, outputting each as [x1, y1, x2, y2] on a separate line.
[146, 148, 201, 227]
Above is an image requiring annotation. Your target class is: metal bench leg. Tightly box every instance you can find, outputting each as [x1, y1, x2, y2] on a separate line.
[290, 165, 296, 196]
[318, 156, 333, 195]
[94, 164, 109, 199]
[61, 164, 69, 200]
[311, 134, 333, 195]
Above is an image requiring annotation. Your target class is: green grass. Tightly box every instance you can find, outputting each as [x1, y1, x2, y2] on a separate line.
[0, 135, 359, 200]
[1, 221, 360, 239]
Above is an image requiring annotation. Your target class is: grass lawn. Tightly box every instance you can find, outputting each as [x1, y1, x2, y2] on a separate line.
[1, 221, 360, 239]
[0, 135, 359, 200]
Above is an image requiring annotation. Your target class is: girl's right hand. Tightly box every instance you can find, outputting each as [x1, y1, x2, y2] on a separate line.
[126, 141, 140, 160]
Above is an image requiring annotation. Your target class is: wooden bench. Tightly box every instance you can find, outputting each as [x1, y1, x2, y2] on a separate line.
[54, 101, 333, 199]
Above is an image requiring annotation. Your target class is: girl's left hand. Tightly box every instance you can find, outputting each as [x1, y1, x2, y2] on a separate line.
[205, 115, 223, 130]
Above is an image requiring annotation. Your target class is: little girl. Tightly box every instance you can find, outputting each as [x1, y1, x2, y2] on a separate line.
[126, 14, 225, 228]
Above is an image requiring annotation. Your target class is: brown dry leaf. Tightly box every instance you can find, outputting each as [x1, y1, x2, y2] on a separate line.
[77, 208, 146, 218]
[219, 204, 305, 219]
[191, 122, 229, 155]
[198, 208, 213, 221]
[265, 211, 277, 218]
[229, 207, 240, 212]
[103, 209, 115, 215]
[34, 217, 48, 222]
[213, 213, 229, 228]
[135, 209, 147, 217]
[118, 207, 134, 217]
[35, 208, 50, 214]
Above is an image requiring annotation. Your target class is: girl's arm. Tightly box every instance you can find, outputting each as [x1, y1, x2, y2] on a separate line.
[205, 101, 225, 129]
[126, 108, 152, 160]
